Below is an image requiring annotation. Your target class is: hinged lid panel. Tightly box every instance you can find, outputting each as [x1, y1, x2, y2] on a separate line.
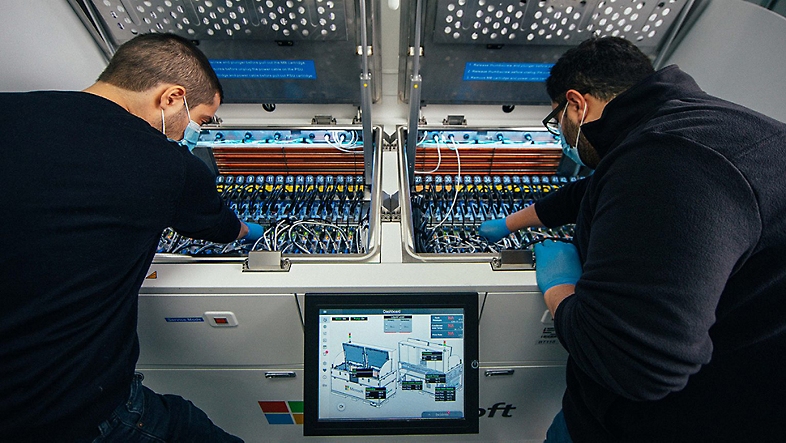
[399, 0, 695, 105]
[77, 0, 381, 104]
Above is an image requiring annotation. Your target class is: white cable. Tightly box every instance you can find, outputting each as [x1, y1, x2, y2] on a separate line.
[326, 132, 362, 153]
[414, 134, 443, 174]
[431, 137, 461, 231]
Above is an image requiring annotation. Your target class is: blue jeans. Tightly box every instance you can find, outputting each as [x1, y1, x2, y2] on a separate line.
[545, 410, 573, 443]
[77, 373, 243, 443]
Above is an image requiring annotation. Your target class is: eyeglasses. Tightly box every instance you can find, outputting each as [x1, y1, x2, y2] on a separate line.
[542, 100, 567, 136]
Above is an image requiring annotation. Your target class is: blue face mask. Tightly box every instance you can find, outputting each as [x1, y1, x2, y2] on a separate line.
[181, 120, 201, 153]
[558, 103, 587, 167]
[161, 96, 201, 153]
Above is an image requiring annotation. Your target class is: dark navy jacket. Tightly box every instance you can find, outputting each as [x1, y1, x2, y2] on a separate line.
[535, 66, 786, 442]
[0, 91, 240, 441]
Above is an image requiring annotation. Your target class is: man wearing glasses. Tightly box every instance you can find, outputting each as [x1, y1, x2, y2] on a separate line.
[481, 37, 786, 442]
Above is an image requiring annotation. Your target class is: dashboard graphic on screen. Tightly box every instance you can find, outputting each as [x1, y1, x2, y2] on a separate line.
[304, 293, 478, 436]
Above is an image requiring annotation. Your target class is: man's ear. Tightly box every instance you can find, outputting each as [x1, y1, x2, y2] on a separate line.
[564, 89, 586, 118]
[158, 85, 186, 110]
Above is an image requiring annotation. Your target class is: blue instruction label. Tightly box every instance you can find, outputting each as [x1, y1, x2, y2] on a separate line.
[463, 62, 552, 82]
[209, 59, 317, 80]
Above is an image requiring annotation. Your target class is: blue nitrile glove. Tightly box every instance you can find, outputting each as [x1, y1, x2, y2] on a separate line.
[478, 218, 511, 243]
[243, 222, 264, 242]
[533, 240, 582, 293]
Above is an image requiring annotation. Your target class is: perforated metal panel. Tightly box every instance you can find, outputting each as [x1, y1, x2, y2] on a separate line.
[75, 0, 382, 104]
[399, 0, 695, 105]
[90, 0, 349, 44]
[432, 0, 688, 49]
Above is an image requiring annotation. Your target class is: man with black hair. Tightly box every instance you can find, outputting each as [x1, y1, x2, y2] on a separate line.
[0, 33, 260, 442]
[482, 37, 786, 442]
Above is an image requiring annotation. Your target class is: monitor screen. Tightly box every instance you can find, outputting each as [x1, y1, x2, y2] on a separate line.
[303, 293, 479, 436]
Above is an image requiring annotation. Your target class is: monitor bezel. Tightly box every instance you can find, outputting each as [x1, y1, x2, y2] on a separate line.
[303, 292, 479, 436]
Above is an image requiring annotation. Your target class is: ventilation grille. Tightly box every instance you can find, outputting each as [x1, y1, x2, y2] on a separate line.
[432, 0, 688, 47]
[89, 0, 348, 43]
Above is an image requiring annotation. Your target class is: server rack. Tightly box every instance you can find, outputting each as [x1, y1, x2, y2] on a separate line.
[55, 0, 726, 441]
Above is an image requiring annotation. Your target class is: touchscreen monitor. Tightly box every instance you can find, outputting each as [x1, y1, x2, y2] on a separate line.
[303, 293, 479, 436]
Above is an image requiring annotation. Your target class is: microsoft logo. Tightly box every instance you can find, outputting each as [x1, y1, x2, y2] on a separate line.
[258, 401, 303, 425]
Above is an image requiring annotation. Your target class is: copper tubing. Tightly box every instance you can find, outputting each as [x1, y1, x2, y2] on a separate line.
[212, 144, 562, 176]
[414, 145, 562, 175]
[213, 146, 364, 175]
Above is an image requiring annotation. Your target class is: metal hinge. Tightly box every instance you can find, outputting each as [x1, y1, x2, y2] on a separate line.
[352, 107, 363, 124]
[443, 115, 467, 126]
[243, 251, 291, 272]
[312, 115, 337, 125]
[490, 249, 534, 271]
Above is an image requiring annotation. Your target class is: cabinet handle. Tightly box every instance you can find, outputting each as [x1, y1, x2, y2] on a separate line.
[265, 372, 297, 379]
[484, 369, 515, 377]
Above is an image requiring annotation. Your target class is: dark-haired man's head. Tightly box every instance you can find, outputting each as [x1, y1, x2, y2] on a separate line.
[546, 36, 654, 104]
[98, 33, 223, 108]
[84, 33, 223, 141]
[544, 37, 654, 169]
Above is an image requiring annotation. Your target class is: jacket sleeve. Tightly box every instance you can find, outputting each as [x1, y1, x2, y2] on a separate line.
[534, 177, 589, 227]
[555, 136, 760, 401]
[169, 150, 241, 243]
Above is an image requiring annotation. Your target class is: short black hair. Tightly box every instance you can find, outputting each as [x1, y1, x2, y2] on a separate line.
[98, 33, 223, 107]
[546, 37, 654, 103]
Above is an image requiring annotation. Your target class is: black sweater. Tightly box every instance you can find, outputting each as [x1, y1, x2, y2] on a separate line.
[535, 66, 786, 442]
[0, 91, 240, 441]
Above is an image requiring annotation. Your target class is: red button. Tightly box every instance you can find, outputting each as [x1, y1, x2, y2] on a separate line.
[215, 317, 229, 324]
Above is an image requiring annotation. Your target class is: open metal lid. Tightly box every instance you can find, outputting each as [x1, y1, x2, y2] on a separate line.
[73, 0, 381, 105]
[399, 0, 697, 105]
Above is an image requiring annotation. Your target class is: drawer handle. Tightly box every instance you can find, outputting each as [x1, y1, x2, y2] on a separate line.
[484, 369, 515, 377]
[265, 372, 297, 379]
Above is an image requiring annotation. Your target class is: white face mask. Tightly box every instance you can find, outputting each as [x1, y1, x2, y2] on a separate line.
[558, 102, 588, 167]
[161, 96, 201, 152]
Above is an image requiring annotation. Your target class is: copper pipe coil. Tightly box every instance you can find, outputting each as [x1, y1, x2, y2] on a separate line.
[414, 146, 563, 174]
[211, 145, 562, 175]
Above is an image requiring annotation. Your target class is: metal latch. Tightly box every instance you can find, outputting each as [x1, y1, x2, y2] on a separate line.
[443, 115, 467, 126]
[202, 115, 223, 127]
[356, 45, 373, 56]
[381, 191, 401, 222]
[243, 251, 291, 272]
[352, 107, 368, 125]
[312, 115, 337, 125]
[490, 249, 534, 271]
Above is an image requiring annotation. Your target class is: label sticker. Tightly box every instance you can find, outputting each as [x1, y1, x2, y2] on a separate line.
[164, 317, 205, 323]
[210, 59, 317, 80]
[463, 62, 552, 82]
[537, 326, 558, 345]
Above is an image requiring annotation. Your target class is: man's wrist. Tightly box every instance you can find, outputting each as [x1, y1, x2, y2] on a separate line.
[544, 284, 575, 318]
[237, 221, 249, 240]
